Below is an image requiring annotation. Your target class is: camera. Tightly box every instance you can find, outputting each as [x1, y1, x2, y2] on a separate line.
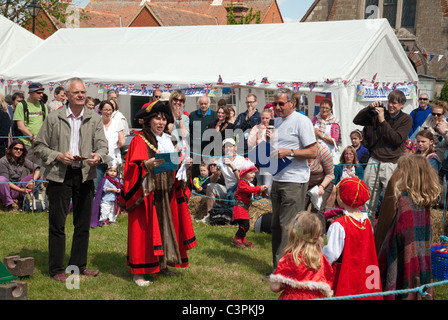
[368, 103, 386, 118]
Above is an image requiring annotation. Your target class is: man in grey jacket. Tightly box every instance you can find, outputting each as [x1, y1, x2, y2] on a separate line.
[35, 77, 108, 282]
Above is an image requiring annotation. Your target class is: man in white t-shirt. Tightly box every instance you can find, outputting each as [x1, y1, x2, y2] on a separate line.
[202, 138, 246, 223]
[269, 88, 317, 272]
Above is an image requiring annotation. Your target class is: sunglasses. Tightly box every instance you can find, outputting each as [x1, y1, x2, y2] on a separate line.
[13, 147, 24, 152]
[272, 101, 289, 107]
[419, 98, 429, 101]
[432, 113, 443, 117]
[172, 98, 185, 103]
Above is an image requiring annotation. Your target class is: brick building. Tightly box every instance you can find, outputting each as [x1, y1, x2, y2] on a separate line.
[301, 0, 448, 98]
[32, 0, 283, 38]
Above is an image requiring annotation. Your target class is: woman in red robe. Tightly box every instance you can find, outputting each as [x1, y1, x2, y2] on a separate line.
[122, 101, 196, 286]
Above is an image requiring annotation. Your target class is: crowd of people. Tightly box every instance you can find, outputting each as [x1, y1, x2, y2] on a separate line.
[0, 78, 447, 300]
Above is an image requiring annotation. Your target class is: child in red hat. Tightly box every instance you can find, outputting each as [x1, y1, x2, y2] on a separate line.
[322, 177, 383, 299]
[231, 159, 268, 248]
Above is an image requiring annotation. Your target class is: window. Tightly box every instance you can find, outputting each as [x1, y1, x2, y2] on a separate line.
[383, 0, 398, 28]
[363, 0, 417, 31]
[401, 0, 417, 28]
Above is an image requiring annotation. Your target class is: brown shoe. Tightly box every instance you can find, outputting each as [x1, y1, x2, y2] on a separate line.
[80, 269, 99, 276]
[52, 273, 68, 282]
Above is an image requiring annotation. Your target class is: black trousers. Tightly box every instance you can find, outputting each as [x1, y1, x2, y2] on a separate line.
[235, 219, 250, 238]
[47, 167, 94, 276]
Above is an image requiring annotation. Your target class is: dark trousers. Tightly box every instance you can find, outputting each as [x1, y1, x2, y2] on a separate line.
[271, 181, 308, 269]
[235, 219, 250, 238]
[47, 167, 94, 276]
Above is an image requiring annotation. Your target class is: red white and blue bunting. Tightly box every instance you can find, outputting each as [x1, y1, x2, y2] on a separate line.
[0, 73, 423, 98]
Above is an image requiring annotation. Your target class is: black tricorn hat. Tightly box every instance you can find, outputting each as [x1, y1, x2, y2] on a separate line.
[135, 100, 174, 124]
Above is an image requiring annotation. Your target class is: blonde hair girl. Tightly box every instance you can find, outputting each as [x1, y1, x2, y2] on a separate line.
[284, 211, 323, 270]
[269, 211, 334, 300]
[394, 154, 441, 207]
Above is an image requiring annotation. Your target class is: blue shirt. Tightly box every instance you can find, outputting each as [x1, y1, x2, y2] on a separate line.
[102, 179, 118, 202]
[409, 105, 431, 137]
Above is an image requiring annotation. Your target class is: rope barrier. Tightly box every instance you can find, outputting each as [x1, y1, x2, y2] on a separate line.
[314, 279, 448, 300]
[0, 179, 48, 184]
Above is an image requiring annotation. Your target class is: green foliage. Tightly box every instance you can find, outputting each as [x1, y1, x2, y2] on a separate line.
[0, 0, 87, 35]
[440, 78, 448, 103]
[227, 2, 261, 25]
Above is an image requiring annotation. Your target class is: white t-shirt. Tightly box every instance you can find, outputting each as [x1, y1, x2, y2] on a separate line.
[112, 110, 130, 136]
[272, 111, 316, 183]
[104, 118, 124, 166]
[217, 154, 246, 189]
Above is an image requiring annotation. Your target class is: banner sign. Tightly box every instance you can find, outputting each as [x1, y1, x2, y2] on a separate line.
[98, 86, 207, 97]
[356, 83, 417, 101]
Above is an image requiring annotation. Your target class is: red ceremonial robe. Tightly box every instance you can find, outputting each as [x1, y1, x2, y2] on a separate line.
[331, 215, 383, 300]
[122, 133, 196, 274]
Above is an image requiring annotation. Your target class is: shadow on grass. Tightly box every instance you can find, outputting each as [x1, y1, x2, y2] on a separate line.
[90, 252, 129, 280]
[7, 248, 130, 281]
[7, 248, 49, 277]
[201, 231, 273, 274]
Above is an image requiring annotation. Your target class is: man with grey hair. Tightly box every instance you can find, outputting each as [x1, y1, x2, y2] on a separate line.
[268, 87, 317, 273]
[189, 95, 217, 178]
[35, 77, 108, 282]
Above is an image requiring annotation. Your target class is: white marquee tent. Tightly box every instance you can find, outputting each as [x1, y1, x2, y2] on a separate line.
[1, 18, 418, 147]
[0, 15, 43, 78]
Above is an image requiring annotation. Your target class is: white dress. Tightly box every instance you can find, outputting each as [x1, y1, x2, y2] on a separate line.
[104, 118, 124, 167]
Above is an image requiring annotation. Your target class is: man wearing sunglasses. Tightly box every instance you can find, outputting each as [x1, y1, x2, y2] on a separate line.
[268, 88, 317, 272]
[409, 93, 431, 137]
[353, 90, 412, 217]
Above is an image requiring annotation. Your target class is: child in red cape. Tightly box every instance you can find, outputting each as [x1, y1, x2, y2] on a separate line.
[322, 177, 383, 300]
[269, 211, 334, 300]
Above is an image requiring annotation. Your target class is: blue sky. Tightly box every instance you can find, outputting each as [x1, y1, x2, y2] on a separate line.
[277, 0, 315, 22]
[72, 0, 316, 22]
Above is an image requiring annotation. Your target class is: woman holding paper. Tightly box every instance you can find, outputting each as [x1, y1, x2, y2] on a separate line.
[304, 138, 335, 234]
[122, 101, 196, 286]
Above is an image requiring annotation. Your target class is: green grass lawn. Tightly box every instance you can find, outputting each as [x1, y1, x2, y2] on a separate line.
[0, 210, 277, 300]
[1, 210, 448, 301]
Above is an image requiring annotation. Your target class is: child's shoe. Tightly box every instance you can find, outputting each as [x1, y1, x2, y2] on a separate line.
[231, 237, 246, 248]
[242, 237, 254, 248]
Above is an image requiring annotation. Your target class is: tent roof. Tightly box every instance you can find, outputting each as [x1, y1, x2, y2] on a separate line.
[1, 19, 417, 87]
[0, 15, 43, 78]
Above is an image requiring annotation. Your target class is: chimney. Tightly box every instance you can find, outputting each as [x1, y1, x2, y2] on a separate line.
[226, 0, 248, 22]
